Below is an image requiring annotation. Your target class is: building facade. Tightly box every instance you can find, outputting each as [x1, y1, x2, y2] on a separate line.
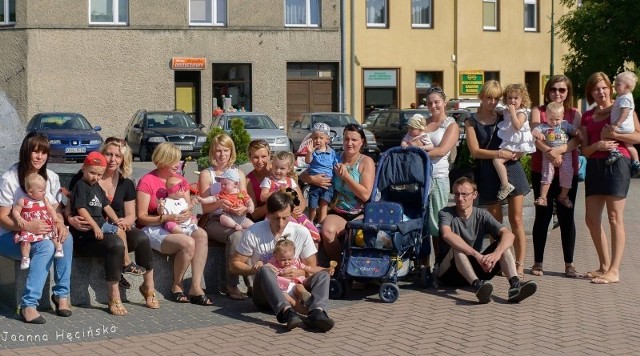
[344, 0, 576, 121]
[0, 0, 342, 139]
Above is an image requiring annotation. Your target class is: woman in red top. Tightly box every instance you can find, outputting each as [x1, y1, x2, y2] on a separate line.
[246, 139, 272, 221]
[529, 75, 582, 278]
[581, 72, 640, 284]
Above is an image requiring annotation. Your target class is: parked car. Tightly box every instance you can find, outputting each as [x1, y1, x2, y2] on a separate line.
[124, 110, 207, 161]
[210, 112, 290, 152]
[446, 98, 481, 112]
[289, 112, 380, 160]
[26, 112, 103, 162]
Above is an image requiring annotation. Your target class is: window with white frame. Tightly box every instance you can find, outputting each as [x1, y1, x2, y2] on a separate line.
[89, 0, 128, 25]
[285, 0, 320, 27]
[524, 0, 538, 31]
[0, 0, 15, 25]
[366, 0, 387, 28]
[190, 0, 227, 26]
[412, 0, 432, 28]
[482, 0, 498, 31]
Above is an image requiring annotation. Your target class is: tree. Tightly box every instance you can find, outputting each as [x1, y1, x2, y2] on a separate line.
[557, 0, 640, 96]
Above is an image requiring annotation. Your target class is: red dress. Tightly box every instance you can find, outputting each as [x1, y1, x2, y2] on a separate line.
[14, 197, 56, 243]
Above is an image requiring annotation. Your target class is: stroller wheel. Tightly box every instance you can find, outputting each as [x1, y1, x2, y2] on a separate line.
[329, 278, 343, 299]
[379, 282, 400, 303]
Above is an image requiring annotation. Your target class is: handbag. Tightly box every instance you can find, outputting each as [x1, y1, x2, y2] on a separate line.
[449, 114, 498, 191]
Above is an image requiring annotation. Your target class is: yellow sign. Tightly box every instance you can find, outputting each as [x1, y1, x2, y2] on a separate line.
[459, 71, 484, 96]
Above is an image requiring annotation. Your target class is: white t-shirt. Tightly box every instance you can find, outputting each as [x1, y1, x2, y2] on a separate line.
[0, 164, 61, 236]
[259, 176, 298, 191]
[236, 220, 316, 266]
[163, 197, 192, 228]
[611, 93, 635, 134]
[425, 116, 455, 179]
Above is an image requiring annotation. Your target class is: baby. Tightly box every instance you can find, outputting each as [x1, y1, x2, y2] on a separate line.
[607, 71, 640, 176]
[401, 114, 434, 151]
[12, 173, 62, 270]
[198, 170, 254, 231]
[304, 122, 337, 224]
[162, 176, 199, 236]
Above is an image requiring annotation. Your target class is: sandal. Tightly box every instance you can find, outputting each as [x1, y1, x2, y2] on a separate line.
[171, 291, 190, 303]
[565, 265, 578, 278]
[557, 196, 573, 209]
[108, 299, 128, 316]
[139, 286, 160, 309]
[515, 261, 525, 280]
[189, 294, 214, 306]
[123, 262, 146, 275]
[534, 197, 548, 207]
[530, 263, 544, 276]
[119, 274, 131, 289]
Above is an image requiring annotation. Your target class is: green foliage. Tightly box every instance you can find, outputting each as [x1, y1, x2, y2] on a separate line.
[520, 154, 532, 186]
[557, 0, 640, 97]
[197, 126, 224, 170]
[196, 118, 251, 170]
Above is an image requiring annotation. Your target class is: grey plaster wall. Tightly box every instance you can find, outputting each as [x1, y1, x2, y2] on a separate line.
[0, 30, 28, 124]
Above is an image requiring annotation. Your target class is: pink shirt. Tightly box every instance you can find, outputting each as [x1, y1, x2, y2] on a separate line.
[136, 170, 188, 216]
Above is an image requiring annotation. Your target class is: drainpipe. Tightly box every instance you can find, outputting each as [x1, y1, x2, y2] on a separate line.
[453, 0, 458, 98]
[340, 0, 346, 112]
[350, 0, 355, 119]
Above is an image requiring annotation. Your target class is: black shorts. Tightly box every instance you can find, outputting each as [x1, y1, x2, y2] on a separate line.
[328, 210, 361, 222]
[585, 157, 631, 198]
[438, 241, 502, 287]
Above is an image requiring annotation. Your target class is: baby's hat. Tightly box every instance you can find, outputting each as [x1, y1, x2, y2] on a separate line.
[312, 122, 331, 137]
[215, 169, 240, 183]
[407, 114, 427, 131]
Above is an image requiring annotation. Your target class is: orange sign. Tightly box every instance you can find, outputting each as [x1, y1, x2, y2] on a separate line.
[171, 57, 206, 70]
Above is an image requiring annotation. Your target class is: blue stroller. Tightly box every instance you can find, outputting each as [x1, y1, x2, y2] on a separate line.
[329, 147, 432, 303]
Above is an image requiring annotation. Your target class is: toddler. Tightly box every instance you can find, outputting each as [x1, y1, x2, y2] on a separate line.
[161, 175, 199, 236]
[401, 114, 434, 151]
[531, 102, 579, 208]
[13, 173, 62, 270]
[494, 83, 536, 200]
[607, 71, 640, 176]
[260, 151, 320, 242]
[304, 122, 337, 224]
[198, 170, 254, 231]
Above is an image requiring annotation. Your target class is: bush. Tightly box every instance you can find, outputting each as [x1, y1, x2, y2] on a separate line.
[520, 154, 532, 186]
[196, 119, 251, 170]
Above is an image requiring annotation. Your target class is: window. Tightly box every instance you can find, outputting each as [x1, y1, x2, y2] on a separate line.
[190, 0, 227, 26]
[524, 0, 538, 31]
[484, 71, 500, 82]
[366, 0, 387, 28]
[482, 0, 498, 31]
[89, 0, 128, 25]
[285, 0, 320, 27]
[411, 0, 432, 28]
[213, 64, 252, 112]
[0, 0, 16, 25]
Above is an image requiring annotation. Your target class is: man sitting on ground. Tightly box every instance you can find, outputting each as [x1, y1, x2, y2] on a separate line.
[436, 177, 537, 304]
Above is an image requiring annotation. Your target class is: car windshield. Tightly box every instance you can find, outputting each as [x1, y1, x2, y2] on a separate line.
[145, 113, 197, 129]
[403, 109, 431, 118]
[225, 114, 277, 130]
[38, 114, 92, 130]
[311, 114, 358, 127]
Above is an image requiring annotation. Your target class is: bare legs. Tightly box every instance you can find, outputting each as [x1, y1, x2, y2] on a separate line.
[585, 195, 625, 283]
[160, 231, 208, 296]
[486, 196, 525, 278]
[320, 214, 348, 262]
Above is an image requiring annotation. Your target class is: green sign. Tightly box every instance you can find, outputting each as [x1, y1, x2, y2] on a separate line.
[459, 71, 484, 96]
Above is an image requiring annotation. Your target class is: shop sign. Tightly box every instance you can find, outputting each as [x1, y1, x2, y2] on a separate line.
[171, 57, 206, 70]
[364, 70, 397, 87]
[459, 70, 484, 96]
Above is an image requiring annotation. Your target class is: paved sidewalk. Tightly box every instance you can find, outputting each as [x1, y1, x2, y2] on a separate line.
[1, 173, 640, 354]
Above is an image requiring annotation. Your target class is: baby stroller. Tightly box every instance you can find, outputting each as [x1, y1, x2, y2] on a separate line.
[330, 147, 432, 303]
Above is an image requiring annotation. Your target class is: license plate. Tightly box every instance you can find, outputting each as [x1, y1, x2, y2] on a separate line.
[65, 147, 86, 153]
[176, 145, 193, 151]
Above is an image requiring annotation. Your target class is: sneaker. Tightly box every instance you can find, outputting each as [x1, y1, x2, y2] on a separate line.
[54, 249, 64, 258]
[20, 257, 30, 270]
[508, 280, 538, 303]
[497, 183, 515, 200]
[474, 280, 493, 304]
[276, 308, 304, 331]
[631, 161, 640, 178]
[306, 308, 335, 332]
[606, 149, 622, 166]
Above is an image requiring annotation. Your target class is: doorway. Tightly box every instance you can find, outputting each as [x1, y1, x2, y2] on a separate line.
[175, 71, 201, 124]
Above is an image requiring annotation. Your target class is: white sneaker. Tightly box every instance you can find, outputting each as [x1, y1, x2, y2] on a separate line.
[497, 183, 515, 200]
[54, 249, 64, 258]
[20, 257, 30, 270]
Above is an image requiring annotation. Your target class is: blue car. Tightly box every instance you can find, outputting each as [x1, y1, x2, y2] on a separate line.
[26, 112, 103, 162]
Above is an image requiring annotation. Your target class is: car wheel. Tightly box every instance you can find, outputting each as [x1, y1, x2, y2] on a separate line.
[139, 144, 149, 162]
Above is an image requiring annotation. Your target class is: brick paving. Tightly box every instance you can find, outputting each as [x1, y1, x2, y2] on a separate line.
[1, 166, 640, 354]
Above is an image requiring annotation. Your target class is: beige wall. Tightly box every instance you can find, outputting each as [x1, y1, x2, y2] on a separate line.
[345, 0, 574, 121]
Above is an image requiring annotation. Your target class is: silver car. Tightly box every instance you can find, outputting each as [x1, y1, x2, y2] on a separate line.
[289, 112, 380, 160]
[210, 112, 290, 152]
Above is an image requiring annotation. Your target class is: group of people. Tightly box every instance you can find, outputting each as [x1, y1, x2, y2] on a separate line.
[0, 71, 635, 328]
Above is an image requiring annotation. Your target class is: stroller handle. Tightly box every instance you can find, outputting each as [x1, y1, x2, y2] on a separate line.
[347, 220, 399, 233]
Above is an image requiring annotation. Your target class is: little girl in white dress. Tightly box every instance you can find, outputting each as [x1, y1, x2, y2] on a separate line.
[493, 83, 536, 200]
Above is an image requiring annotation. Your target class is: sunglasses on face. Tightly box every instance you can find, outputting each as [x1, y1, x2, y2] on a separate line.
[549, 87, 567, 94]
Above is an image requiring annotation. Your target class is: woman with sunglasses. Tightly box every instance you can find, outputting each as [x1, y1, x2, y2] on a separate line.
[465, 80, 530, 279]
[529, 75, 582, 278]
[66, 137, 159, 314]
[246, 139, 272, 221]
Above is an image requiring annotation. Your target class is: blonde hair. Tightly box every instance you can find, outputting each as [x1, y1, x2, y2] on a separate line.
[616, 71, 638, 91]
[152, 142, 181, 169]
[100, 140, 133, 178]
[24, 172, 46, 193]
[478, 80, 502, 100]
[502, 83, 531, 109]
[585, 72, 613, 105]
[208, 133, 236, 168]
[545, 102, 565, 118]
[272, 151, 296, 179]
